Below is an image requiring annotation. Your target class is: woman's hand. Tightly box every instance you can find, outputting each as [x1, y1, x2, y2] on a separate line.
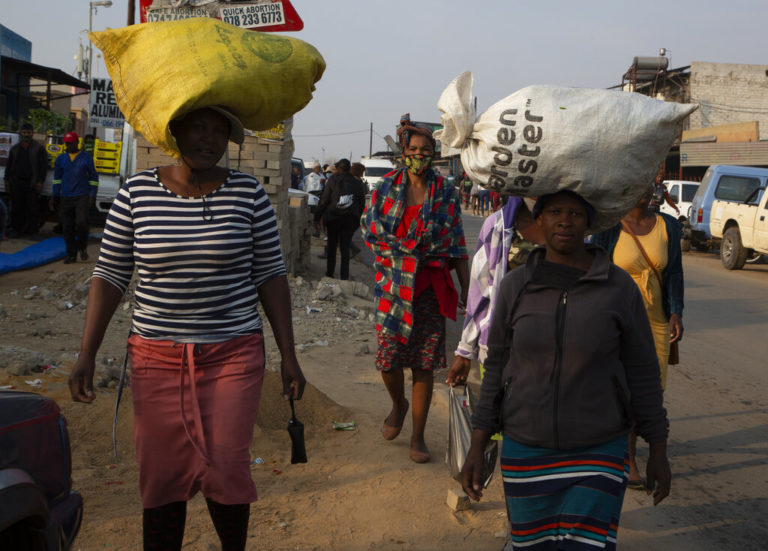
[69, 278, 125, 403]
[445, 356, 471, 386]
[461, 438, 489, 501]
[458, 285, 469, 314]
[258, 275, 306, 400]
[646, 441, 671, 505]
[280, 353, 306, 401]
[669, 313, 683, 343]
[452, 258, 470, 313]
[69, 354, 96, 403]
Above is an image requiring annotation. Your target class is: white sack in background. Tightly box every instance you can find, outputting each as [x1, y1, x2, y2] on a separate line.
[435, 72, 697, 231]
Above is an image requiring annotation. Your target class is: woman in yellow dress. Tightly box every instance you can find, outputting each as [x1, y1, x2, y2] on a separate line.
[593, 186, 684, 489]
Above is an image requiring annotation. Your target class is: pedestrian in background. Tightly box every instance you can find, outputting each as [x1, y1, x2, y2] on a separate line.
[446, 169, 456, 190]
[290, 163, 302, 190]
[446, 195, 543, 385]
[304, 162, 325, 232]
[478, 187, 492, 216]
[361, 114, 469, 463]
[470, 181, 482, 215]
[322, 163, 335, 183]
[303, 162, 324, 197]
[3, 122, 48, 238]
[52, 132, 98, 263]
[463, 190, 670, 549]
[592, 185, 683, 490]
[316, 158, 366, 280]
[491, 190, 502, 212]
[461, 173, 472, 210]
[83, 134, 97, 155]
[350, 161, 365, 181]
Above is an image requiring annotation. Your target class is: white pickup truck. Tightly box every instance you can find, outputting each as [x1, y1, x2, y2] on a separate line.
[707, 170, 768, 269]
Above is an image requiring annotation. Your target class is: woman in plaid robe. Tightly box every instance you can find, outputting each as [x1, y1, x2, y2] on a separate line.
[361, 114, 469, 463]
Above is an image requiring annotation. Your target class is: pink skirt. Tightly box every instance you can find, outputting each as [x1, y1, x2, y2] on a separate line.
[128, 333, 265, 509]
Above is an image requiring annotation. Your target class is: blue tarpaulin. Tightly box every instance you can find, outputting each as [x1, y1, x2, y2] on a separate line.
[0, 237, 66, 275]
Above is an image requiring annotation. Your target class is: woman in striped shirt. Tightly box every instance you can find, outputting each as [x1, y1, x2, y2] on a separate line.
[68, 107, 305, 551]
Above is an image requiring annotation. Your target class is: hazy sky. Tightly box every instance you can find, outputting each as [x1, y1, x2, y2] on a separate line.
[1, 0, 765, 164]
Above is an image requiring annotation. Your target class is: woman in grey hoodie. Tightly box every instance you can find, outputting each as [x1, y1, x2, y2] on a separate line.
[462, 190, 670, 551]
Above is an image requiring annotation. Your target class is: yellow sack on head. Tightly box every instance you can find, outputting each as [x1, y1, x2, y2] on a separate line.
[90, 18, 325, 158]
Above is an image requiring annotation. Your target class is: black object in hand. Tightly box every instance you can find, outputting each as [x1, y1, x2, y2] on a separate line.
[287, 398, 307, 464]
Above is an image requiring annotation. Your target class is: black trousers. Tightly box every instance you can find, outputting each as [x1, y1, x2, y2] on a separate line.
[60, 195, 90, 257]
[9, 178, 39, 234]
[325, 216, 359, 280]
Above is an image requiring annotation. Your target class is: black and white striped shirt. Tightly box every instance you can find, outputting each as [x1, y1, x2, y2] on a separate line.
[93, 169, 286, 342]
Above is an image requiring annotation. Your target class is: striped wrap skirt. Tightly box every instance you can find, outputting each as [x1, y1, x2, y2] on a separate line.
[501, 435, 629, 550]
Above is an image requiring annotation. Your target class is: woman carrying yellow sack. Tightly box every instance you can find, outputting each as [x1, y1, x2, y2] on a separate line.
[361, 114, 469, 463]
[69, 106, 306, 551]
[71, 19, 323, 550]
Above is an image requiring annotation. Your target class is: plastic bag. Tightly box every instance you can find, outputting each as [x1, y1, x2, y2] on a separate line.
[435, 72, 697, 231]
[90, 18, 325, 158]
[446, 385, 497, 488]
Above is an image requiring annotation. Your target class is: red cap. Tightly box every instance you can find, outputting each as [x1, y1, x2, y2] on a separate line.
[63, 132, 79, 143]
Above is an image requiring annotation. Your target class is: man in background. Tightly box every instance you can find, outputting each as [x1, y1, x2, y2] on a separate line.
[52, 132, 99, 263]
[82, 134, 96, 155]
[303, 162, 325, 196]
[3, 123, 48, 237]
[291, 164, 302, 190]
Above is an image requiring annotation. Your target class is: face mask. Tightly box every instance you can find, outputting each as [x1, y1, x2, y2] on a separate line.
[404, 154, 432, 175]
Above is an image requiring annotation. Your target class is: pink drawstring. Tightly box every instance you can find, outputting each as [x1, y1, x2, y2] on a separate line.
[179, 343, 211, 465]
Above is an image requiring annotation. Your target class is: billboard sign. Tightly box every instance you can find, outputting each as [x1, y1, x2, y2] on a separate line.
[89, 78, 126, 129]
[140, 0, 303, 32]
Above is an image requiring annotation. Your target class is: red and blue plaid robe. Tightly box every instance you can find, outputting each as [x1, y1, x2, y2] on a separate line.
[361, 168, 468, 343]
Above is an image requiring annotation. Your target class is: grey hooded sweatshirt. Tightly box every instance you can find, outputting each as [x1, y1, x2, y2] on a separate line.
[472, 245, 668, 449]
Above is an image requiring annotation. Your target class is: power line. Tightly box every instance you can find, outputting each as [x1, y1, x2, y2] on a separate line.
[293, 129, 370, 138]
[691, 97, 768, 115]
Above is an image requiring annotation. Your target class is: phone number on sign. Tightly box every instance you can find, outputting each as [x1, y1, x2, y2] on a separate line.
[220, 4, 284, 28]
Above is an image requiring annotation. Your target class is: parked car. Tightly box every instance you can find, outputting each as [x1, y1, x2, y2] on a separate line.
[360, 157, 395, 193]
[0, 390, 82, 550]
[689, 165, 768, 269]
[660, 180, 699, 251]
[288, 187, 319, 209]
[661, 180, 699, 221]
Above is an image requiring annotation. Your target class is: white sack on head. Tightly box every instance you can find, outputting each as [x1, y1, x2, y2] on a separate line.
[435, 71, 697, 231]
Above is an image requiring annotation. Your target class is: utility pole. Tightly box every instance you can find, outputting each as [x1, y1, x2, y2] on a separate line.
[88, 6, 94, 88]
[369, 122, 373, 157]
[128, 0, 135, 25]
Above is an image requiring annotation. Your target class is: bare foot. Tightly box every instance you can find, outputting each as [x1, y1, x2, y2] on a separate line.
[409, 437, 430, 463]
[381, 399, 409, 440]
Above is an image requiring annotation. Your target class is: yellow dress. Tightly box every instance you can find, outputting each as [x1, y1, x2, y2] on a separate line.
[613, 216, 669, 389]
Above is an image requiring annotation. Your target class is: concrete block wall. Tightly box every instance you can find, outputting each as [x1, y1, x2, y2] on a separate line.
[689, 62, 768, 140]
[134, 118, 311, 274]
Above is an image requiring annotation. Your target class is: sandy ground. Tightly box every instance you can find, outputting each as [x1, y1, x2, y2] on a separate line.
[0, 228, 509, 551]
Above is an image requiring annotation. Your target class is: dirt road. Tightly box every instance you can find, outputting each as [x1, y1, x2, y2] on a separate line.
[1, 223, 766, 550]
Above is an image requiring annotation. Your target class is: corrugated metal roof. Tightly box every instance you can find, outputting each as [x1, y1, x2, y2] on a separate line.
[680, 142, 768, 167]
